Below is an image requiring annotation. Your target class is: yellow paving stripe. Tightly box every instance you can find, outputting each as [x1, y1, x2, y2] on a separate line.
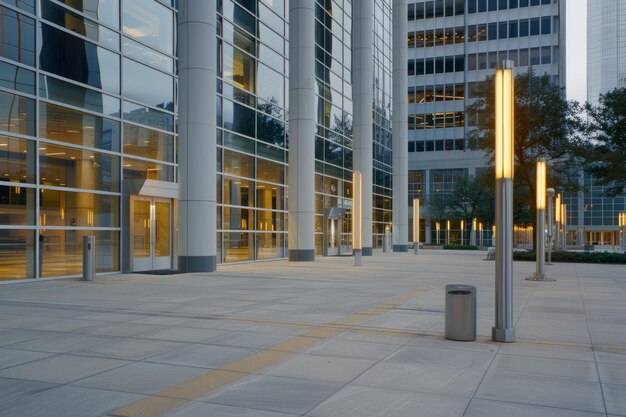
[105, 283, 441, 417]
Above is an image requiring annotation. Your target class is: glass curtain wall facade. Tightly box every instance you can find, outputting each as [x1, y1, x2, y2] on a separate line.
[0, 0, 177, 280]
[406, 0, 563, 243]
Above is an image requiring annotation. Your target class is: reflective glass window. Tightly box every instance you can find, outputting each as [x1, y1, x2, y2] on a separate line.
[222, 19, 256, 55]
[0, 7, 35, 66]
[122, 36, 173, 72]
[223, 148, 254, 178]
[122, 157, 174, 182]
[222, 43, 256, 94]
[122, 101, 174, 132]
[39, 144, 120, 192]
[41, 230, 119, 277]
[39, 189, 119, 227]
[0, 229, 34, 280]
[122, 58, 173, 109]
[39, 74, 120, 116]
[256, 158, 284, 184]
[0, 185, 35, 225]
[122, 0, 173, 54]
[40, 102, 120, 151]
[541, 16, 551, 34]
[257, 112, 285, 147]
[0, 90, 35, 136]
[39, 23, 120, 94]
[0, 135, 35, 184]
[223, 99, 255, 138]
[123, 123, 173, 163]
[530, 18, 540, 35]
[257, 64, 284, 107]
[56, 0, 119, 29]
[41, 0, 119, 50]
[223, 177, 253, 208]
[0, 60, 35, 95]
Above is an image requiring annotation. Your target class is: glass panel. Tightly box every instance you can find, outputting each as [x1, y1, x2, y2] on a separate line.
[40, 189, 119, 227]
[41, 230, 119, 277]
[224, 231, 252, 262]
[223, 99, 255, 138]
[154, 201, 170, 257]
[39, 102, 121, 151]
[39, 74, 120, 116]
[56, 0, 119, 29]
[223, 149, 253, 177]
[123, 58, 173, 109]
[0, 135, 36, 184]
[122, 36, 173, 72]
[0, 60, 35, 95]
[0, 229, 34, 280]
[39, 144, 120, 192]
[0, 7, 35, 66]
[123, 101, 174, 131]
[222, 43, 256, 94]
[41, 0, 119, 49]
[123, 123, 174, 162]
[0, 185, 35, 225]
[123, 157, 174, 182]
[122, 0, 173, 54]
[40, 23, 120, 94]
[133, 199, 150, 258]
[0, 90, 35, 136]
[256, 158, 283, 184]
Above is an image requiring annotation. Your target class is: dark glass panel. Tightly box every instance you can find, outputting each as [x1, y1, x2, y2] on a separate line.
[0, 7, 35, 66]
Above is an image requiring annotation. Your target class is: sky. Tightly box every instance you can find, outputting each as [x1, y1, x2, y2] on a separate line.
[566, 0, 587, 103]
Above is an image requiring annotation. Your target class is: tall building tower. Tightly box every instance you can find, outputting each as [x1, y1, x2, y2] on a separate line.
[406, 0, 565, 243]
[587, 0, 626, 105]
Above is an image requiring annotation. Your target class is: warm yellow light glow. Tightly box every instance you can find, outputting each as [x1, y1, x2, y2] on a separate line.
[562, 204, 567, 226]
[555, 194, 561, 222]
[436, 221, 440, 231]
[447, 220, 450, 231]
[413, 198, 420, 243]
[495, 64, 514, 179]
[479, 222, 483, 231]
[473, 218, 477, 230]
[536, 160, 546, 209]
[352, 171, 362, 250]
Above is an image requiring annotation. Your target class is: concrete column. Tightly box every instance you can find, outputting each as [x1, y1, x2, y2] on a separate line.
[288, 0, 316, 261]
[352, 0, 374, 256]
[177, 2, 217, 272]
[392, 0, 409, 252]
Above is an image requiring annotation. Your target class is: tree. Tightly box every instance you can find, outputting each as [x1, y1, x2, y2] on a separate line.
[424, 192, 449, 224]
[467, 68, 582, 233]
[577, 87, 626, 196]
[448, 173, 491, 224]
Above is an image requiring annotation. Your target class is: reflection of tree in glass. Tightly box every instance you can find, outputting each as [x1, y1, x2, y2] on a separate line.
[257, 98, 285, 148]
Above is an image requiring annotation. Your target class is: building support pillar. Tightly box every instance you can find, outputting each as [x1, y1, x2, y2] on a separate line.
[352, 0, 374, 256]
[392, 0, 409, 252]
[177, 1, 216, 272]
[287, 0, 316, 261]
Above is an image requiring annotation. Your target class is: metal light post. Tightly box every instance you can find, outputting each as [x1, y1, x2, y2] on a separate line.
[461, 220, 465, 245]
[546, 188, 554, 263]
[353, 171, 362, 266]
[561, 204, 567, 251]
[620, 212, 625, 252]
[446, 220, 450, 244]
[470, 218, 477, 246]
[436, 221, 440, 244]
[555, 193, 561, 251]
[527, 160, 553, 281]
[493, 60, 515, 343]
[479, 222, 483, 247]
[413, 198, 420, 254]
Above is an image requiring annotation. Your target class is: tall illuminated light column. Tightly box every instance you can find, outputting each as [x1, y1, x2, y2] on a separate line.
[546, 188, 555, 263]
[413, 198, 420, 254]
[527, 160, 552, 281]
[470, 218, 477, 246]
[353, 171, 363, 266]
[493, 61, 515, 343]
[620, 213, 626, 252]
[561, 204, 567, 250]
[555, 193, 561, 251]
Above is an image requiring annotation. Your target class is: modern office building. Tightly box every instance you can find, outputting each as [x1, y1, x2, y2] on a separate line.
[406, 0, 565, 243]
[587, 0, 626, 106]
[569, 0, 626, 248]
[0, 0, 408, 281]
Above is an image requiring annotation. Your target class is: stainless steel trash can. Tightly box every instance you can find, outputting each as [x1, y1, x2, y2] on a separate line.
[445, 284, 476, 341]
[83, 235, 96, 281]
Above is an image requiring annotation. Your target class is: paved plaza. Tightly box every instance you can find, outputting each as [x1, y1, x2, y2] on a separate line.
[0, 250, 625, 417]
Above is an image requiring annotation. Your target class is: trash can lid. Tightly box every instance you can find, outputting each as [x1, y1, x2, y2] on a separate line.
[445, 284, 476, 291]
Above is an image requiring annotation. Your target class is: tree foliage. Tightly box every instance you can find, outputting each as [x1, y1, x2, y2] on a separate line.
[467, 69, 582, 224]
[577, 87, 626, 196]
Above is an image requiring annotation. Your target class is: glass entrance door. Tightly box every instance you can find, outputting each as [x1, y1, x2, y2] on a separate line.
[132, 196, 172, 271]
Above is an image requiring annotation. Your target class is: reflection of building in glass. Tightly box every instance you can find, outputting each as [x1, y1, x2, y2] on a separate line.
[0, 1, 400, 281]
[407, 0, 564, 243]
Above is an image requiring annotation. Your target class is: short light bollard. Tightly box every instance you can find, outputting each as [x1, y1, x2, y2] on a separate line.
[83, 235, 96, 281]
[445, 284, 477, 341]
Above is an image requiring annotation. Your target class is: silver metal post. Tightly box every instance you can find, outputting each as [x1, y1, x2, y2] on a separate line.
[546, 188, 554, 263]
[354, 249, 362, 266]
[493, 178, 515, 342]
